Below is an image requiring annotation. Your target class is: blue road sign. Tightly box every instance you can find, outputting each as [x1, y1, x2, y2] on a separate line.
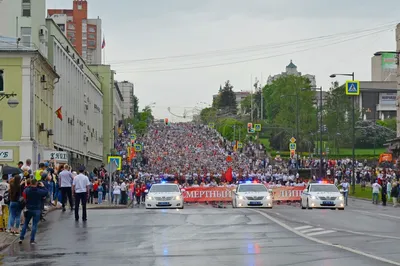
[107, 156, 122, 170]
[345, 80, 360, 96]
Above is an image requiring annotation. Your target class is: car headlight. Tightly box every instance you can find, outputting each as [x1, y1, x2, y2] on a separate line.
[311, 196, 317, 200]
[147, 196, 153, 200]
[265, 195, 271, 200]
[338, 196, 344, 201]
[237, 196, 244, 200]
[174, 196, 181, 200]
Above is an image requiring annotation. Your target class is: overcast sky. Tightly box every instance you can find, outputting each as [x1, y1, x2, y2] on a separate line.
[47, 0, 400, 121]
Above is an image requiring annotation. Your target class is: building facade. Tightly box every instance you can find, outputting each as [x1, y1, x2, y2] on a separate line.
[46, 19, 103, 169]
[356, 81, 397, 121]
[113, 81, 124, 124]
[118, 81, 135, 118]
[267, 60, 317, 87]
[371, 51, 397, 82]
[88, 65, 115, 161]
[0, 0, 48, 57]
[0, 37, 59, 168]
[47, 0, 102, 64]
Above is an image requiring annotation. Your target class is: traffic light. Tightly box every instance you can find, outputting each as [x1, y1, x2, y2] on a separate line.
[165, 118, 168, 125]
[247, 123, 254, 133]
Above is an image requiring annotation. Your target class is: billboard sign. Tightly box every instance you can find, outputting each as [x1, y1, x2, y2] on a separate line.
[379, 93, 397, 105]
[381, 53, 397, 70]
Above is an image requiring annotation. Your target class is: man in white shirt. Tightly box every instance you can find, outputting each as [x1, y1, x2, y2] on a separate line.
[72, 166, 90, 222]
[372, 180, 382, 205]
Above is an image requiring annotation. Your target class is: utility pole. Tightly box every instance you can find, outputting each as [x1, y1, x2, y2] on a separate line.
[250, 75, 253, 122]
[260, 73, 264, 121]
[396, 23, 400, 138]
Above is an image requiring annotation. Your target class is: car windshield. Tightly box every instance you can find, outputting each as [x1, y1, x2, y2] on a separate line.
[310, 185, 339, 193]
[238, 185, 267, 192]
[150, 185, 180, 193]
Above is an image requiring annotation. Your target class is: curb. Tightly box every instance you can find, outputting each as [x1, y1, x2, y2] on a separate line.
[87, 206, 128, 210]
[0, 207, 59, 252]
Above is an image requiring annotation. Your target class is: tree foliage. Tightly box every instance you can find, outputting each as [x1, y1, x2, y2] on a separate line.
[263, 75, 316, 151]
[323, 81, 361, 148]
[212, 80, 237, 114]
[240, 90, 265, 119]
[200, 107, 217, 124]
[355, 120, 395, 148]
[126, 106, 154, 136]
[377, 118, 396, 132]
[132, 95, 139, 117]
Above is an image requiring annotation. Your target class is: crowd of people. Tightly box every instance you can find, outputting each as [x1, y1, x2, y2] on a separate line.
[0, 121, 398, 244]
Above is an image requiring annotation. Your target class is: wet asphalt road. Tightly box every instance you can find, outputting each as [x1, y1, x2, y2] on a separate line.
[1, 200, 399, 266]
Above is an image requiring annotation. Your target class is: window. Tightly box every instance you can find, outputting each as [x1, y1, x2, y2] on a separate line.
[88, 40, 95, 47]
[0, 121, 3, 140]
[57, 24, 65, 32]
[20, 27, 31, 46]
[88, 34, 95, 39]
[68, 24, 75, 30]
[82, 32, 87, 39]
[88, 27, 95, 33]
[22, 0, 31, 17]
[0, 70, 3, 93]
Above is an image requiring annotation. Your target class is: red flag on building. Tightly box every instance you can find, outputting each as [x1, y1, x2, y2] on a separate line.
[225, 167, 233, 182]
[101, 36, 106, 49]
[55, 107, 63, 121]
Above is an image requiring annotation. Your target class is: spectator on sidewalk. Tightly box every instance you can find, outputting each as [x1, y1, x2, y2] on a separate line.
[372, 180, 381, 205]
[112, 182, 121, 205]
[19, 179, 48, 244]
[390, 182, 398, 207]
[72, 166, 90, 222]
[0, 175, 10, 232]
[8, 174, 22, 235]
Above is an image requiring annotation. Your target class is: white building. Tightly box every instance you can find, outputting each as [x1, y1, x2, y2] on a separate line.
[46, 19, 103, 169]
[267, 60, 317, 87]
[0, 0, 48, 57]
[118, 81, 135, 118]
[113, 82, 124, 124]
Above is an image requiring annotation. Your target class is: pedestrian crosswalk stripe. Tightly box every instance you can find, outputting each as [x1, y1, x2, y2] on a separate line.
[300, 228, 324, 234]
[307, 230, 336, 236]
[294, 225, 313, 230]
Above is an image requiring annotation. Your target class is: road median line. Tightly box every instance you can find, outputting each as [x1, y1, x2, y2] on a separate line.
[250, 209, 400, 266]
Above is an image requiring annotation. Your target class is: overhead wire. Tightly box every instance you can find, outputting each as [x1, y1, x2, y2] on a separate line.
[108, 20, 397, 66]
[115, 26, 392, 73]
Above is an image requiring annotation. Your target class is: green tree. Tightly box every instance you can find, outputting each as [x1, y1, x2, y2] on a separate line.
[377, 118, 396, 132]
[240, 90, 265, 120]
[214, 80, 237, 114]
[263, 75, 316, 151]
[200, 107, 217, 124]
[132, 95, 139, 117]
[323, 81, 361, 150]
[355, 120, 395, 148]
[215, 118, 246, 141]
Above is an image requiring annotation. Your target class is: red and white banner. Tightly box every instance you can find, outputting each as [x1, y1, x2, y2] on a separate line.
[182, 186, 305, 202]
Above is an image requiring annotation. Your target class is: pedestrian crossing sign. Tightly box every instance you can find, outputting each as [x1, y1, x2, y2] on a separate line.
[254, 124, 262, 132]
[208, 123, 215, 128]
[134, 143, 142, 152]
[345, 80, 360, 96]
[237, 142, 243, 149]
[131, 134, 137, 141]
[107, 156, 122, 170]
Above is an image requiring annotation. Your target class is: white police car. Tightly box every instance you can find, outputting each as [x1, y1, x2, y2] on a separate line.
[145, 183, 184, 209]
[232, 182, 273, 208]
[301, 182, 344, 210]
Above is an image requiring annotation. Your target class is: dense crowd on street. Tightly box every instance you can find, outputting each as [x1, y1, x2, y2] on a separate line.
[0, 122, 399, 245]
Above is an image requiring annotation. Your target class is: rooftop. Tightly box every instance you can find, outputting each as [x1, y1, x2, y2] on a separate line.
[0, 36, 36, 52]
[286, 60, 297, 69]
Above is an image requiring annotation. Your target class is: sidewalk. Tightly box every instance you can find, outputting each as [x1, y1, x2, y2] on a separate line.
[0, 205, 59, 252]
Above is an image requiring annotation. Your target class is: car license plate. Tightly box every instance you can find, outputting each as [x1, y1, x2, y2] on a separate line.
[250, 201, 261, 205]
[323, 201, 334, 205]
[158, 202, 169, 205]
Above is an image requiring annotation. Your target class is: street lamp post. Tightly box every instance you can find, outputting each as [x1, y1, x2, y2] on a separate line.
[310, 87, 323, 178]
[280, 94, 299, 169]
[330, 72, 355, 195]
